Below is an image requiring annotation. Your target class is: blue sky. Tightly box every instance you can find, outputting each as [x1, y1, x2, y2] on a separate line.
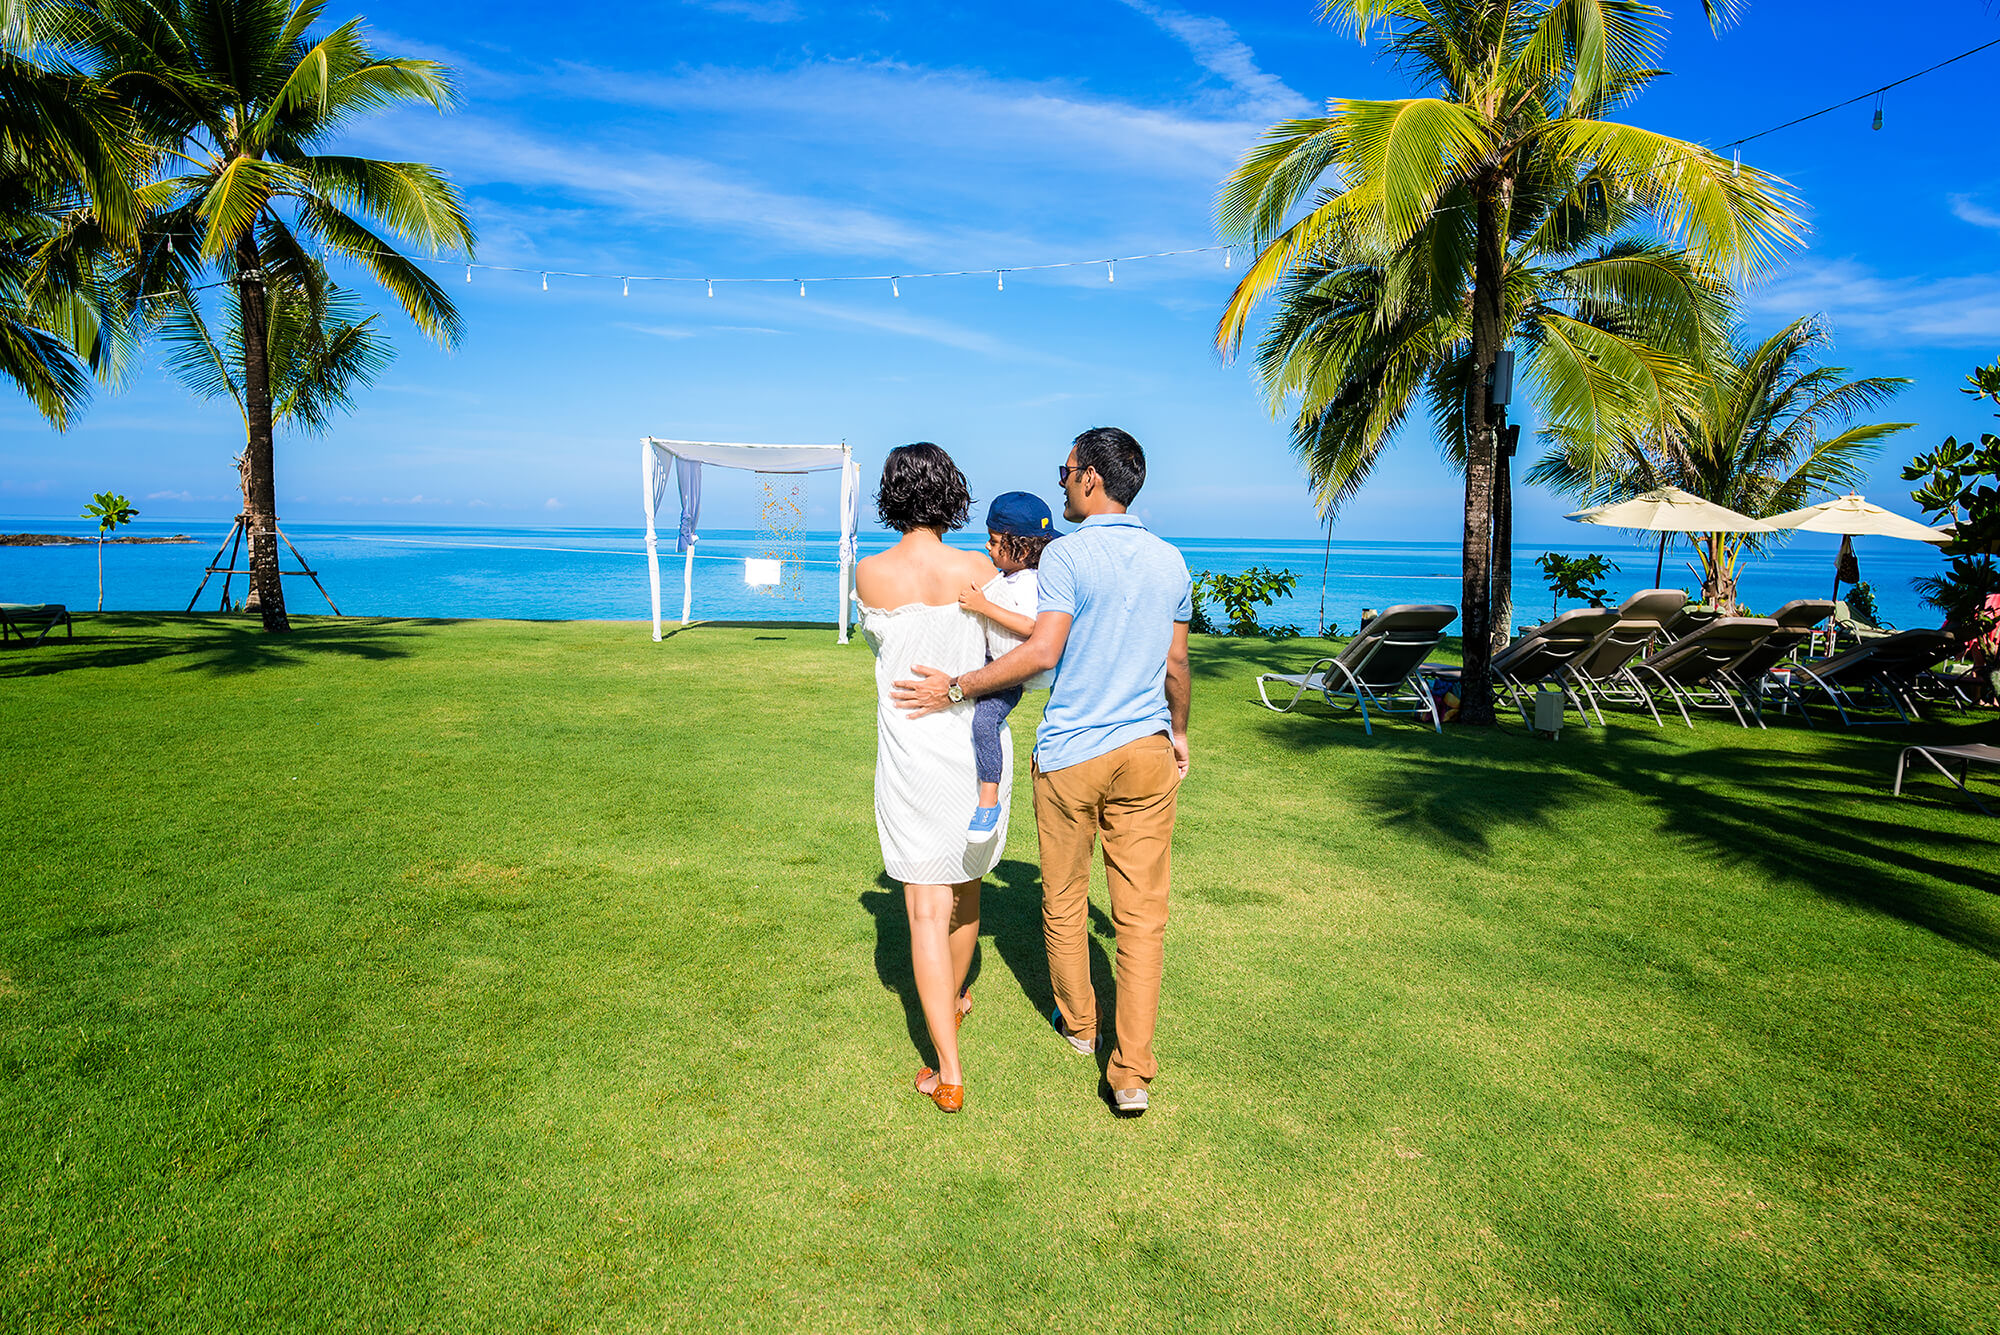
[4, 0, 1998, 542]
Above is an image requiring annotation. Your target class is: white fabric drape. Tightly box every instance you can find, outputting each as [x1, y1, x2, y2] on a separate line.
[641, 437, 856, 644]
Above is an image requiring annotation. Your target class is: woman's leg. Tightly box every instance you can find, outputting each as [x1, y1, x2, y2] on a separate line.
[905, 880, 966, 1086]
[949, 878, 981, 1009]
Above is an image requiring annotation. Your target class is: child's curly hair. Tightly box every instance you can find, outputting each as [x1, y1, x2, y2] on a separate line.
[991, 531, 1055, 570]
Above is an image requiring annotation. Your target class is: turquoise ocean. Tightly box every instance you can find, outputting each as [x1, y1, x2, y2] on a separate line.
[1, 517, 1951, 636]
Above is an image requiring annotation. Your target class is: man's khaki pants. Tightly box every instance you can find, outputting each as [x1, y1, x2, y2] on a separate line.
[1031, 732, 1179, 1091]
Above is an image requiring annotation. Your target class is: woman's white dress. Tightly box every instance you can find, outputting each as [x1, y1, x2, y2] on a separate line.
[858, 600, 1011, 885]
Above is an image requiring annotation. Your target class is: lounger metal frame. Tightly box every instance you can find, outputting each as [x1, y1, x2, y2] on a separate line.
[1892, 743, 1998, 815]
[1256, 604, 1457, 735]
[1625, 619, 1778, 729]
[0, 604, 73, 647]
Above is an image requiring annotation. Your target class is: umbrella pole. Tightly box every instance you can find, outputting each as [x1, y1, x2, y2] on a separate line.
[1654, 533, 1666, 586]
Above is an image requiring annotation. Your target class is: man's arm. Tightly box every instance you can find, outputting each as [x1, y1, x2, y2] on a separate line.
[1165, 619, 1191, 777]
[891, 611, 1071, 717]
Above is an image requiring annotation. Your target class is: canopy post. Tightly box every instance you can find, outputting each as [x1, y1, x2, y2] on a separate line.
[681, 539, 696, 626]
[837, 444, 855, 644]
[642, 440, 663, 641]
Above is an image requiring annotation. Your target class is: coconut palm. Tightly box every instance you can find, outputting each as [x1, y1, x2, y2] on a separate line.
[158, 258, 394, 570]
[1529, 315, 1912, 611]
[0, 0, 137, 425]
[49, 0, 474, 632]
[1216, 0, 1801, 723]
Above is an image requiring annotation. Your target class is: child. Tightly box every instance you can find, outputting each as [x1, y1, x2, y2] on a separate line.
[957, 491, 1059, 842]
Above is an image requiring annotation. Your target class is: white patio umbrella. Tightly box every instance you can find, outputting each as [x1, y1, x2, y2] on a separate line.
[1566, 485, 1775, 585]
[1762, 492, 1952, 598]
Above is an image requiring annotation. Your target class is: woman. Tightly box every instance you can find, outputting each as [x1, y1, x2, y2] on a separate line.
[854, 443, 1004, 1114]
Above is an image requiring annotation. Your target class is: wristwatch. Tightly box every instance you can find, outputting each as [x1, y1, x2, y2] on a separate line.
[946, 678, 964, 704]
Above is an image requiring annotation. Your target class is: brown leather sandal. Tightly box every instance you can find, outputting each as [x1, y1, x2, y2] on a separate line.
[955, 992, 972, 1030]
[913, 1067, 965, 1113]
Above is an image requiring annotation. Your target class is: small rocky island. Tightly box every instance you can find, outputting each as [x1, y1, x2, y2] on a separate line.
[0, 533, 197, 546]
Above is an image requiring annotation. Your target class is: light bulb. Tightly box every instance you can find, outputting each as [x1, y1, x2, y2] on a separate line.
[1731, 151, 1740, 178]
[623, 277, 629, 296]
[891, 277, 900, 297]
[1872, 106, 1883, 131]
[1223, 246, 1231, 269]
[1107, 261, 1115, 283]
[997, 271, 1005, 292]
[798, 280, 805, 297]
[465, 265, 472, 282]
[707, 279, 714, 297]
[541, 272, 547, 291]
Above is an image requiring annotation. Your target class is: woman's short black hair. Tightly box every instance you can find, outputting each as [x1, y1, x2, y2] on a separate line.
[876, 442, 972, 533]
[1073, 426, 1146, 506]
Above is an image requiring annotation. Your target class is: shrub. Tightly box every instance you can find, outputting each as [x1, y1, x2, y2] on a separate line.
[1190, 567, 1299, 638]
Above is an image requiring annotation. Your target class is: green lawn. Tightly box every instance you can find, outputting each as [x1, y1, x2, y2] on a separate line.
[3, 615, 1996, 1333]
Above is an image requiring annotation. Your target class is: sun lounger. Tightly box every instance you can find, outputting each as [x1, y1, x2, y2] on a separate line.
[0, 603, 72, 647]
[1785, 629, 1956, 727]
[1832, 598, 1895, 646]
[1256, 603, 1458, 734]
[1660, 605, 1720, 643]
[1892, 742, 1999, 815]
[1720, 599, 1835, 725]
[1425, 607, 1620, 727]
[1563, 588, 1688, 726]
[1627, 617, 1779, 727]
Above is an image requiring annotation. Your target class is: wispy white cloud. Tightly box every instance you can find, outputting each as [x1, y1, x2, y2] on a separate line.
[146, 489, 195, 501]
[1949, 193, 2000, 231]
[356, 114, 946, 257]
[1744, 257, 2000, 347]
[543, 59, 1268, 181]
[545, 497, 563, 510]
[1110, 0, 1313, 118]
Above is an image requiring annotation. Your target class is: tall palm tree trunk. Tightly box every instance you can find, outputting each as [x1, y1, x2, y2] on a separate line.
[235, 245, 290, 633]
[1491, 448, 1513, 652]
[1458, 177, 1508, 725]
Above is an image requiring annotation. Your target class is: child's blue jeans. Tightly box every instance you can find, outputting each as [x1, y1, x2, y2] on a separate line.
[971, 685, 1024, 789]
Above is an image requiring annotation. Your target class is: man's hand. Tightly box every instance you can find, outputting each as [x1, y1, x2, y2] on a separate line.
[957, 582, 991, 615]
[891, 664, 953, 719]
[1172, 731, 1190, 779]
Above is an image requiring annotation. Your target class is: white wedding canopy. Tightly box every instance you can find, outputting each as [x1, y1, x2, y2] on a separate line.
[641, 438, 861, 643]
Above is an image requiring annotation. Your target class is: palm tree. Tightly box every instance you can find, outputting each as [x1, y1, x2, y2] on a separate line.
[0, 0, 137, 425]
[1215, 0, 1800, 723]
[80, 487, 137, 609]
[1529, 315, 1912, 611]
[158, 258, 394, 578]
[52, 0, 474, 632]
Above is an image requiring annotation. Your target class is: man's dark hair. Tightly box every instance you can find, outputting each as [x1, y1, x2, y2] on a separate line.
[875, 442, 971, 533]
[1073, 426, 1146, 506]
[991, 531, 1056, 570]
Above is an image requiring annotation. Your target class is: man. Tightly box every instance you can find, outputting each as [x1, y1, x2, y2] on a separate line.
[893, 427, 1191, 1116]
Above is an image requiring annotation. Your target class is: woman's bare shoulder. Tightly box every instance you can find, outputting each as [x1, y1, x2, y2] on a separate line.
[953, 547, 999, 580]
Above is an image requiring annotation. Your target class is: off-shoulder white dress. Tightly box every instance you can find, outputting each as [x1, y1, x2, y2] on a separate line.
[857, 599, 1011, 884]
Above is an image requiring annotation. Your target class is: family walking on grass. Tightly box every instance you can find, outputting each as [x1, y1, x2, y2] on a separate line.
[854, 428, 1193, 1116]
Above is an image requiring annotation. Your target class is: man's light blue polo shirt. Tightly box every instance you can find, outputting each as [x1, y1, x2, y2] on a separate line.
[1034, 513, 1192, 772]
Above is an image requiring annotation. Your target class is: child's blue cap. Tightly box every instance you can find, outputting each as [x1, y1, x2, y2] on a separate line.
[986, 491, 1059, 537]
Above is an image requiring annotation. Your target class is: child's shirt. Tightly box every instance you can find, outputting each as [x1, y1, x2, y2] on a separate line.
[983, 569, 1055, 691]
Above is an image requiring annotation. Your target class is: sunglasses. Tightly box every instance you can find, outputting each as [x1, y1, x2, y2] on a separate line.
[1058, 463, 1087, 485]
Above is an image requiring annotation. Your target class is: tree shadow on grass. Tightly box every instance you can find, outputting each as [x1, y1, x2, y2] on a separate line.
[860, 860, 1115, 1067]
[0, 613, 426, 679]
[1257, 707, 2000, 957]
[658, 619, 841, 640]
